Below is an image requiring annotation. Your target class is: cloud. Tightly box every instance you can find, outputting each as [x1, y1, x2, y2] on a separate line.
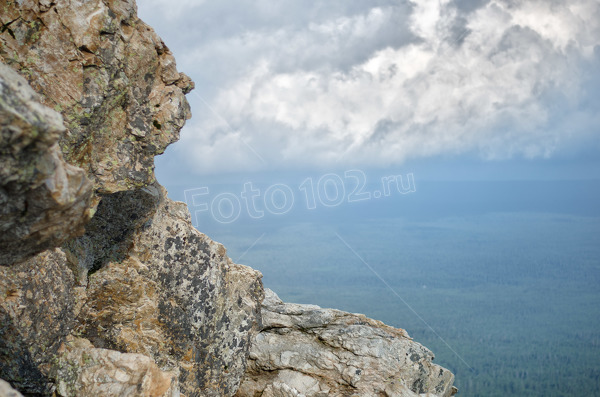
[138, 0, 600, 175]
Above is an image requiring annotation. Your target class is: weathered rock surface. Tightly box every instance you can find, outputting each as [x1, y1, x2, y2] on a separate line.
[0, 63, 93, 265]
[0, 249, 76, 395]
[0, 183, 264, 396]
[0, 0, 193, 194]
[52, 337, 179, 397]
[1, 0, 264, 394]
[236, 289, 456, 397]
[1, 0, 263, 394]
[73, 185, 264, 396]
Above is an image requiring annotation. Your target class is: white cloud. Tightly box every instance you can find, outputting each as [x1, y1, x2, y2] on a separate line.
[138, 0, 600, 175]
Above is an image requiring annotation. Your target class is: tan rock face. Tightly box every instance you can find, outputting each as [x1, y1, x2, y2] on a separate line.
[0, 63, 94, 265]
[72, 185, 264, 396]
[0, 0, 267, 394]
[236, 289, 456, 397]
[0, 0, 193, 194]
[0, 183, 264, 396]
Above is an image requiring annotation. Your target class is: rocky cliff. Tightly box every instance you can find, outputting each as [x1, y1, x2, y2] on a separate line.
[236, 290, 456, 397]
[0, 1, 456, 396]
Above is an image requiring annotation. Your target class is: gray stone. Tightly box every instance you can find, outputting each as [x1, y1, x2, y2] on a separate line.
[52, 337, 179, 397]
[236, 289, 456, 397]
[0, 63, 94, 266]
[0, 1, 457, 396]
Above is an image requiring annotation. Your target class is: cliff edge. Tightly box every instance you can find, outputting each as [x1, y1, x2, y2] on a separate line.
[0, 1, 456, 396]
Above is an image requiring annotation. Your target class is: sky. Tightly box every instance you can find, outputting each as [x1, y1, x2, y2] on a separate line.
[136, 0, 600, 182]
[134, 4, 598, 395]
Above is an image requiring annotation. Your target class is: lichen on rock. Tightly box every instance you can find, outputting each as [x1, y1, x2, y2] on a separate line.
[73, 185, 264, 396]
[0, 249, 77, 395]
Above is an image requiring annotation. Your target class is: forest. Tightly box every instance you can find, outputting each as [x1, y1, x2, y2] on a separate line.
[168, 179, 600, 396]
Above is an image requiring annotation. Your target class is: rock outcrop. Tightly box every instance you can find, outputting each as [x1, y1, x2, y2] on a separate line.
[1, 1, 262, 395]
[73, 184, 264, 396]
[0, 0, 193, 194]
[237, 289, 456, 397]
[0, 0, 456, 396]
[0, 63, 93, 265]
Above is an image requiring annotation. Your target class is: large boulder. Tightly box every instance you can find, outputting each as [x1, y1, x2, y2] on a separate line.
[237, 289, 457, 397]
[0, 1, 456, 396]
